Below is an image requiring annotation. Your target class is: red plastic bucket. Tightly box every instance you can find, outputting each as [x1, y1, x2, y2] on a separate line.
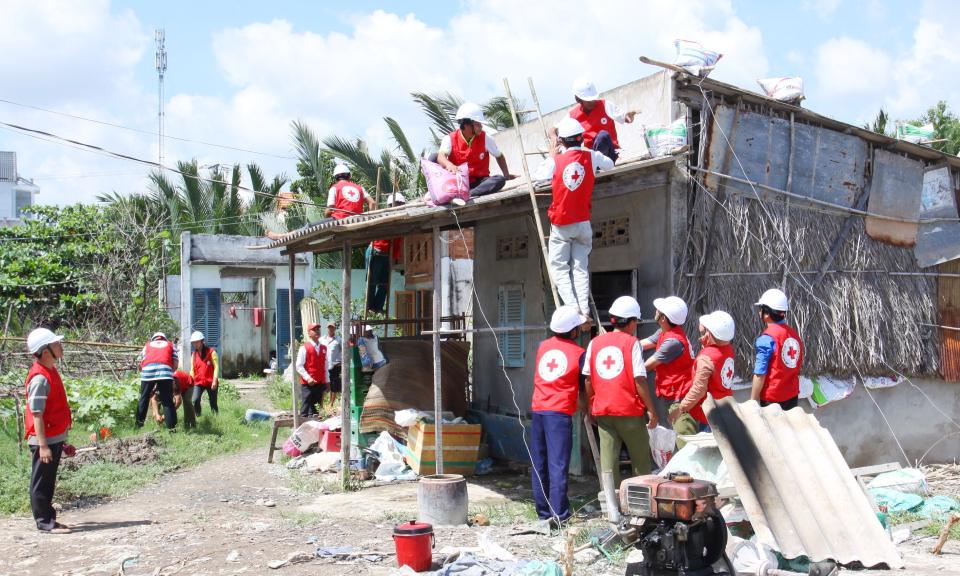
[393, 520, 434, 572]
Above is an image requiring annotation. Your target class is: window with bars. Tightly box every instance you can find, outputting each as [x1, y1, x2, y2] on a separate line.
[220, 292, 248, 304]
[498, 283, 525, 368]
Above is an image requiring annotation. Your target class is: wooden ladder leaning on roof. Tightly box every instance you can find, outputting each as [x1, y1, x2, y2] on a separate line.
[502, 77, 606, 332]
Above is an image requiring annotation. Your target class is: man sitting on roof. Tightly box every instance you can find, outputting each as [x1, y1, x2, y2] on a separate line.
[534, 117, 613, 323]
[264, 164, 376, 241]
[550, 77, 640, 164]
[428, 102, 517, 197]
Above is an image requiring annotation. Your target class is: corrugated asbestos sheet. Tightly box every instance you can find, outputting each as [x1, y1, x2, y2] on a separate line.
[938, 257, 960, 381]
[704, 396, 904, 569]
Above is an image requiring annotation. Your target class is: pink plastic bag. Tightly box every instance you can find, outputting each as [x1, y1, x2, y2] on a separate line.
[421, 158, 469, 206]
[282, 437, 301, 457]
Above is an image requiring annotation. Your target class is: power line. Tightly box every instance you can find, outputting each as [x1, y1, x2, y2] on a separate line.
[32, 170, 146, 181]
[0, 119, 325, 209]
[0, 97, 296, 160]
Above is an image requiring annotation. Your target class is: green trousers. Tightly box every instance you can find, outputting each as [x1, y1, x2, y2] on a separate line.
[669, 401, 698, 450]
[181, 385, 197, 428]
[596, 415, 651, 487]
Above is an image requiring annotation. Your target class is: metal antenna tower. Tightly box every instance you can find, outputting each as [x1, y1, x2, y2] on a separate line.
[155, 29, 168, 169]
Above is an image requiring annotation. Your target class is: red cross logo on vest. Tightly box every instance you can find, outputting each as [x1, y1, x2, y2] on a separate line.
[341, 186, 361, 203]
[595, 346, 625, 379]
[538, 350, 568, 382]
[479, 152, 485, 160]
[600, 117, 608, 125]
[562, 161, 586, 191]
[781, 337, 800, 369]
[720, 357, 736, 389]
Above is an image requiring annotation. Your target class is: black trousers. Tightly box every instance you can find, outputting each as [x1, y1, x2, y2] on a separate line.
[427, 153, 506, 197]
[193, 385, 219, 416]
[593, 130, 618, 163]
[329, 364, 343, 394]
[137, 379, 177, 429]
[367, 251, 390, 313]
[30, 441, 64, 531]
[761, 396, 800, 411]
[300, 384, 323, 417]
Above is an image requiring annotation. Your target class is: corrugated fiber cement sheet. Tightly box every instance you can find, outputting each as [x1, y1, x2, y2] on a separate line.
[704, 396, 904, 569]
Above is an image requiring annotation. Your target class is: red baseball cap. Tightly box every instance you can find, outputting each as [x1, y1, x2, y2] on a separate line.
[307, 323, 321, 332]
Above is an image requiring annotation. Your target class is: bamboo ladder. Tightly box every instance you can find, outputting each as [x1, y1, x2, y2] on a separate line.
[502, 77, 606, 331]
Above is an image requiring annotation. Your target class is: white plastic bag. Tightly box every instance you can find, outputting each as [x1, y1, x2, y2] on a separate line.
[643, 119, 687, 157]
[895, 122, 935, 145]
[673, 39, 723, 76]
[286, 420, 324, 454]
[867, 467, 928, 495]
[807, 376, 856, 409]
[648, 425, 677, 469]
[757, 77, 804, 104]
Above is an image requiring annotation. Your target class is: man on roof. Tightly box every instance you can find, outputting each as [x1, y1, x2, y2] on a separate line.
[264, 164, 375, 241]
[550, 77, 640, 164]
[429, 103, 517, 197]
[534, 117, 614, 324]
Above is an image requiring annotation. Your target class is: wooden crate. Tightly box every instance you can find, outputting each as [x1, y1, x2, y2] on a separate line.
[403, 421, 481, 476]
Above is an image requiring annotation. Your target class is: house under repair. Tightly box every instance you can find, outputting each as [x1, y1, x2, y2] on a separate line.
[257, 69, 960, 471]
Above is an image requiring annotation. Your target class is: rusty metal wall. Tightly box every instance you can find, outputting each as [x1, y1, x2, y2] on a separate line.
[705, 396, 904, 569]
[938, 258, 960, 381]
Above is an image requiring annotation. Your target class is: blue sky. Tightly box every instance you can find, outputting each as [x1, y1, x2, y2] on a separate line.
[1, 0, 957, 206]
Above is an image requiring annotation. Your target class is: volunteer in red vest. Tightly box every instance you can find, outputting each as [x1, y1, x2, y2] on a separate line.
[136, 332, 179, 430]
[530, 306, 587, 523]
[534, 117, 614, 322]
[295, 323, 329, 417]
[639, 296, 696, 447]
[367, 192, 406, 313]
[429, 102, 517, 197]
[24, 328, 74, 533]
[325, 164, 376, 220]
[152, 369, 194, 426]
[190, 331, 220, 416]
[550, 77, 640, 163]
[583, 296, 658, 486]
[669, 311, 736, 432]
[750, 289, 803, 410]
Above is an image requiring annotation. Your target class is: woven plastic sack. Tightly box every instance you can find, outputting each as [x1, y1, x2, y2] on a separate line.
[867, 467, 928, 494]
[895, 122, 935, 145]
[648, 425, 677, 469]
[673, 39, 722, 76]
[284, 420, 324, 456]
[643, 119, 687, 157]
[421, 157, 469, 205]
[757, 77, 804, 104]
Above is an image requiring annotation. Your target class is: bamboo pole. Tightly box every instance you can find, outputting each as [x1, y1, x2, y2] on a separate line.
[340, 239, 353, 490]
[932, 512, 960, 554]
[432, 227, 444, 474]
[503, 78, 561, 309]
[290, 254, 299, 430]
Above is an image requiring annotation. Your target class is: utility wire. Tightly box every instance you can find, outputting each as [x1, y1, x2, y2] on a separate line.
[0, 120, 326, 209]
[0, 97, 296, 159]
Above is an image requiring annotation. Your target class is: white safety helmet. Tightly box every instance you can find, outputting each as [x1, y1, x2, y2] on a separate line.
[152, 332, 167, 341]
[572, 77, 600, 101]
[653, 296, 688, 325]
[455, 102, 485, 124]
[386, 192, 407, 206]
[699, 311, 736, 342]
[550, 305, 583, 334]
[609, 296, 642, 320]
[190, 331, 205, 342]
[333, 164, 351, 177]
[755, 288, 789, 312]
[26, 328, 64, 355]
[556, 117, 585, 139]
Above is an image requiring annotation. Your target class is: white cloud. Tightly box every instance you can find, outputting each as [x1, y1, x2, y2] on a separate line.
[813, 37, 892, 121]
[801, 0, 843, 20]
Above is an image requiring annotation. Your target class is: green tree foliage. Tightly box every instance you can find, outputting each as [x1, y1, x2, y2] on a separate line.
[863, 108, 893, 137]
[911, 100, 960, 156]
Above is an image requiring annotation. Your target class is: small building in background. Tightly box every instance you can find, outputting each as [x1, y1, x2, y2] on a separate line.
[0, 152, 40, 227]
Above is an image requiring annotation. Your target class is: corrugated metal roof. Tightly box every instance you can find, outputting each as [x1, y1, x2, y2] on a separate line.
[254, 153, 681, 253]
[704, 396, 904, 569]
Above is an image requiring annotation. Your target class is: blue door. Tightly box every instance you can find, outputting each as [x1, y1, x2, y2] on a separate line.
[192, 288, 221, 355]
[276, 288, 305, 372]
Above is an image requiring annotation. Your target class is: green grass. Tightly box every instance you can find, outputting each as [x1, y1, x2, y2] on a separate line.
[264, 374, 293, 411]
[0, 391, 271, 515]
[469, 500, 539, 526]
[889, 510, 960, 540]
[277, 510, 325, 529]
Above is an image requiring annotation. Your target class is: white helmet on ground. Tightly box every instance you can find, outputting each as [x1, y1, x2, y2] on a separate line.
[699, 311, 735, 342]
[550, 305, 583, 334]
[609, 296, 642, 320]
[191, 331, 205, 342]
[455, 102, 485, 123]
[27, 328, 64, 355]
[755, 288, 789, 312]
[653, 296, 688, 325]
[556, 117, 585, 138]
[572, 77, 600, 101]
[333, 164, 351, 177]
